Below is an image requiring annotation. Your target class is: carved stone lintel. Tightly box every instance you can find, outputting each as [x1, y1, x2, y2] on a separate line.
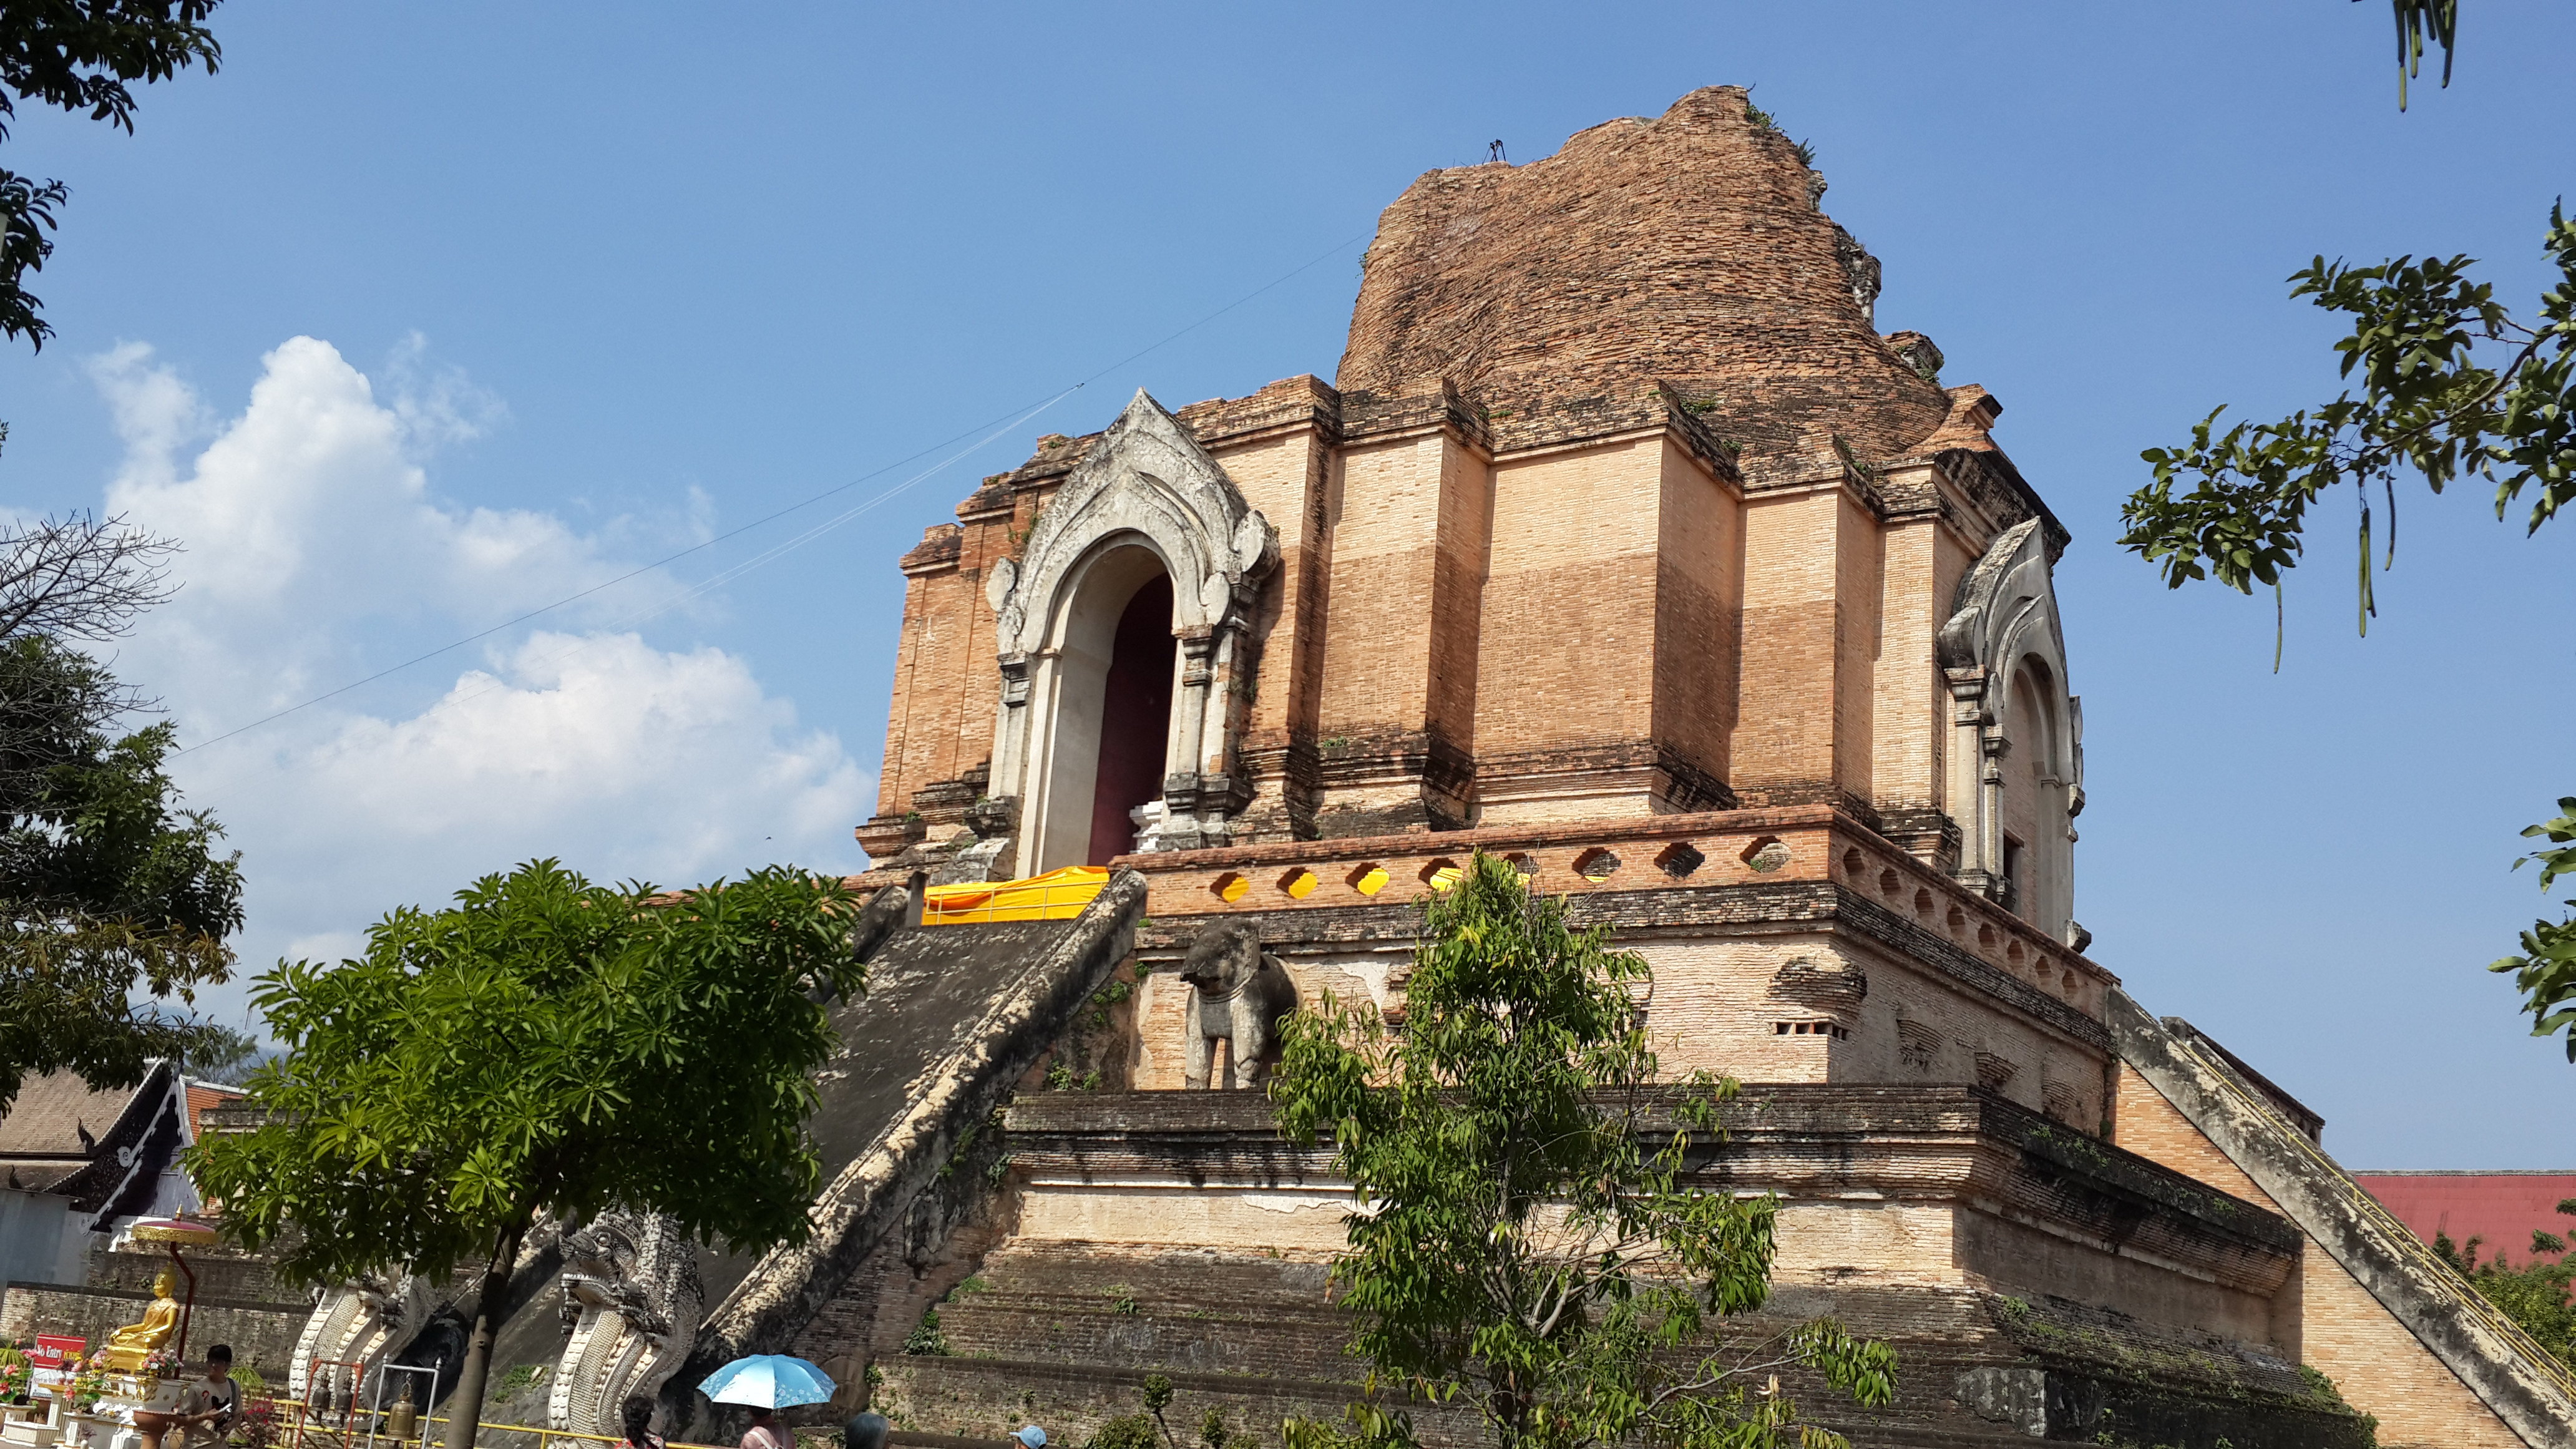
[1937, 520, 2080, 940]
[983, 391, 1277, 876]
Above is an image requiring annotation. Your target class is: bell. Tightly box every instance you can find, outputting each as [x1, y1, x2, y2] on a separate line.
[385, 1382, 418, 1443]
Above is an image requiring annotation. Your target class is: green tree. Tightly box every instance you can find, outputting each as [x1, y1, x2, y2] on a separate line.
[1, 0, 223, 351]
[2373, 1, 2457, 112]
[0, 633, 242, 1110]
[2496, 801, 2576, 1060]
[1271, 852, 1895, 1449]
[2117, 5, 2576, 1055]
[188, 859, 866, 1449]
[177, 1020, 260, 1083]
[2117, 208, 2575, 648]
[2431, 1197, 2576, 1368]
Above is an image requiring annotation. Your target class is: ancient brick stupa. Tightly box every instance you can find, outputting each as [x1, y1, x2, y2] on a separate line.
[822, 87, 2567, 1447]
[240, 88, 2572, 1449]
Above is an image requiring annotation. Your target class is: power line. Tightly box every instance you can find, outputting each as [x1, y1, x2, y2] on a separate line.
[174, 228, 1370, 756]
[367, 391, 1074, 735]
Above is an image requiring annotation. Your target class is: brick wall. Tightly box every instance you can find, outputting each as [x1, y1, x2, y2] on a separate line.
[856, 88, 2059, 867]
[1870, 515, 1940, 813]
[1652, 437, 1742, 793]
[86, 1247, 303, 1306]
[2112, 1061, 2527, 1447]
[1734, 488, 1847, 803]
[0, 1282, 309, 1379]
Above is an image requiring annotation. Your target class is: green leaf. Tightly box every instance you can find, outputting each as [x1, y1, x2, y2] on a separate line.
[1271, 851, 1891, 1449]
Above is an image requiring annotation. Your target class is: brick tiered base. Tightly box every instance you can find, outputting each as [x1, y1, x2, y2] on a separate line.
[874, 1242, 2369, 1449]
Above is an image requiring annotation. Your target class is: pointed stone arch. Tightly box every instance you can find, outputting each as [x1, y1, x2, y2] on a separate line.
[1938, 517, 2084, 945]
[984, 391, 1277, 876]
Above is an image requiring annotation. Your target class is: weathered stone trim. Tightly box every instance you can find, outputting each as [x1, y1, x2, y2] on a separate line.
[899, 525, 964, 576]
[1470, 739, 1738, 816]
[1448, 406, 1744, 493]
[2110, 991, 2576, 1445]
[1828, 887, 2107, 1049]
[675, 871, 1149, 1420]
[1178, 378, 1344, 451]
[1338, 382, 1495, 452]
[1873, 804, 1962, 872]
[1309, 728, 1476, 836]
[1134, 881, 2109, 1051]
[1876, 443, 2068, 563]
[2160, 1017, 2325, 1145]
[1002, 1085, 2296, 1294]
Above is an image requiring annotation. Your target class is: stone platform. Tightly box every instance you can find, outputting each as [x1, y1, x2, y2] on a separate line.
[860, 1088, 2372, 1449]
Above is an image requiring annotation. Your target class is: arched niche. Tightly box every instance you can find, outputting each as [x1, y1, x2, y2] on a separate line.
[1016, 542, 1175, 874]
[1937, 518, 2085, 945]
[985, 391, 1277, 877]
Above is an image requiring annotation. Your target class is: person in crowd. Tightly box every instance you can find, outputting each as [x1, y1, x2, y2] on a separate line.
[844, 1413, 890, 1449]
[742, 1405, 788, 1449]
[1013, 1427, 1046, 1449]
[622, 1397, 667, 1449]
[174, 1345, 240, 1449]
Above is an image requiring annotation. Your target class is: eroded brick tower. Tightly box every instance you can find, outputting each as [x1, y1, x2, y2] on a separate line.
[790, 87, 2566, 1447]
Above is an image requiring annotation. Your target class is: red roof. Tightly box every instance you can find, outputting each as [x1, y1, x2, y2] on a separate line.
[2353, 1172, 2576, 1265]
[182, 1083, 244, 1140]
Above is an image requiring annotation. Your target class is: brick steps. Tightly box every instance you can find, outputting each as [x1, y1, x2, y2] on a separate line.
[870, 1244, 2369, 1449]
[921, 1245, 1354, 1383]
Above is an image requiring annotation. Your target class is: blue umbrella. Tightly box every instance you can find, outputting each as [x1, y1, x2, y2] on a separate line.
[700, 1355, 837, 1409]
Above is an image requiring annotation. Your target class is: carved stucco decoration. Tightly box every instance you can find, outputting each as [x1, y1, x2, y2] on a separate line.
[985, 390, 1278, 874]
[288, 1271, 431, 1407]
[547, 1209, 705, 1438]
[1936, 518, 2084, 944]
[1767, 955, 1868, 1020]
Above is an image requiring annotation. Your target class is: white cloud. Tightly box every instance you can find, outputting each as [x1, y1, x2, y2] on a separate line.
[69, 337, 872, 1017]
[87, 338, 653, 724]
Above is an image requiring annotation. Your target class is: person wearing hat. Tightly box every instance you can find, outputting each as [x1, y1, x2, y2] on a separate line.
[1013, 1427, 1047, 1449]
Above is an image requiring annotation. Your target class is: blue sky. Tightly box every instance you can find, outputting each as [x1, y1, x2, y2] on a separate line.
[1, 1, 2570, 1167]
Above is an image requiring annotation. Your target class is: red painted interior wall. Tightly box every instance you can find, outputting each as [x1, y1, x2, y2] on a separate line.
[1088, 573, 1175, 866]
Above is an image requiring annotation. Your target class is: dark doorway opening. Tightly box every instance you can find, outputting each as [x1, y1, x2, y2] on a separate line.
[1088, 572, 1174, 865]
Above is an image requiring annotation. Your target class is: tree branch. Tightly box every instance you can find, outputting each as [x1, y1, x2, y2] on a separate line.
[0, 514, 179, 643]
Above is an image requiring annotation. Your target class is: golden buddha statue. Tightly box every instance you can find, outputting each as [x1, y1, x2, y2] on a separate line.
[99, 1267, 180, 1371]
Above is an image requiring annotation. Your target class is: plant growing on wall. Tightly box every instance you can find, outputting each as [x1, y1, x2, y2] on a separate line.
[188, 859, 864, 1449]
[1272, 851, 1896, 1449]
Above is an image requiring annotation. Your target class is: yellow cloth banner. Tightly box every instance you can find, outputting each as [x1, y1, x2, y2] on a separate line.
[920, 865, 1110, 924]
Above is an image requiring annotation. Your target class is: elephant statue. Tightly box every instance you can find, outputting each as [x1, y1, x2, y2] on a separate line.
[1178, 922, 1297, 1090]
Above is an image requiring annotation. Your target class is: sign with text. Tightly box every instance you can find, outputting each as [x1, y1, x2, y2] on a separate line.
[31, 1336, 84, 1369]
